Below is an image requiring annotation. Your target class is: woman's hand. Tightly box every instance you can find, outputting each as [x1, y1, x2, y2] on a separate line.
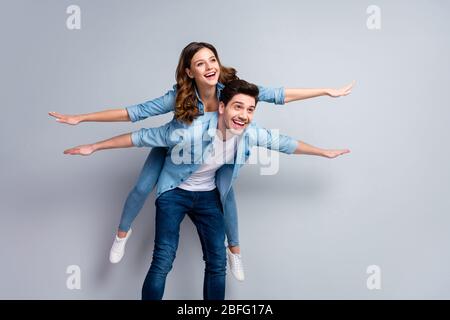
[49, 111, 82, 125]
[326, 81, 355, 98]
[64, 144, 95, 156]
[322, 149, 351, 158]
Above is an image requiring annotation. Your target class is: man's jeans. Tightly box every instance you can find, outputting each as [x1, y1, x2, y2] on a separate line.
[141, 187, 227, 300]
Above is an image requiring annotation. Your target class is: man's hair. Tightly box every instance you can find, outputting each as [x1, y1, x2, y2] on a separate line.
[220, 79, 259, 106]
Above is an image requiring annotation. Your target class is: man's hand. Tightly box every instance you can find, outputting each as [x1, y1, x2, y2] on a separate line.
[322, 149, 350, 158]
[64, 144, 95, 156]
[49, 111, 81, 125]
[326, 81, 355, 98]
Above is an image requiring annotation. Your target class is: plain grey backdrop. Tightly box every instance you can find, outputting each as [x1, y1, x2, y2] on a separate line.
[1, 0, 449, 299]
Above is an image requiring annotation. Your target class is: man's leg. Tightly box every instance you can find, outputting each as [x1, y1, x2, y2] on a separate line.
[188, 189, 227, 300]
[141, 188, 191, 300]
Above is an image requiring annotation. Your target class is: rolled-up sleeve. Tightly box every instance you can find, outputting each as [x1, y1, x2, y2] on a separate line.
[126, 89, 176, 122]
[257, 85, 285, 105]
[131, 123, 171, 148]
[253, 125, 297, 154]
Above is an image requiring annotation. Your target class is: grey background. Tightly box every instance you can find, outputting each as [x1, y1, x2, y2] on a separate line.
[1, 0, 449, 299]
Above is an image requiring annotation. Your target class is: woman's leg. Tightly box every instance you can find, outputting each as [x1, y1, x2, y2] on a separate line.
[117, 147, 167, 234]
[223, 187, 240, 251]
[110, 147, 168, 264]
[222, 187, 245, 281]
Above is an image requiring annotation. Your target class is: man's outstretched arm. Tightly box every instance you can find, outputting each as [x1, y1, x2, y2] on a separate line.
[63, 122, 172, 156]
[293, 141, 350, 158]
[254, 126, 350, 159]
[63, 133, 134, 156]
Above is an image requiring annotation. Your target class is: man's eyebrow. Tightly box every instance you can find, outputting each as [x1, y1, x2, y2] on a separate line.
[233, 101, 255, 108]
[192, 55, 216, 64]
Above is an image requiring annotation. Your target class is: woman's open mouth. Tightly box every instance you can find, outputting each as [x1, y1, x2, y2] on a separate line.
[204, 71, 217, 80]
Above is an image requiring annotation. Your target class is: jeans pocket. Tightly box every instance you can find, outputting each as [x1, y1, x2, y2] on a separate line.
[156, 189, 175, 205]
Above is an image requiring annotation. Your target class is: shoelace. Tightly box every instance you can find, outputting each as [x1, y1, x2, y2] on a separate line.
[230, 254, 243, 271]
[112, 238, 126, 251]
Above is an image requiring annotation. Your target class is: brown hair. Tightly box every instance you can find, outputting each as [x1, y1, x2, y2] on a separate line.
[175, 42, 238, 124]
[220, 79, 259, 106]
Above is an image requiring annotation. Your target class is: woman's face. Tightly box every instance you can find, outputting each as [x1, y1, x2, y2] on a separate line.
[186, 47, 220, 88]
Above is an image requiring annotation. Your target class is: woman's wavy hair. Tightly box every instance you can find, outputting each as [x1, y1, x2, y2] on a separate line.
[175, 42, 238, 124]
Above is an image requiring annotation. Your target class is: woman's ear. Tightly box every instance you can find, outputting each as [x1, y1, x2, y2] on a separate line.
[185, 68, 194, 79]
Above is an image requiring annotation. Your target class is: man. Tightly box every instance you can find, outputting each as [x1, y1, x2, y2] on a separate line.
[64, 79, 350, 299]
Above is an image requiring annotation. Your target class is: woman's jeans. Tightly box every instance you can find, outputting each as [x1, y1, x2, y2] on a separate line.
[118, 147, 166, 232]
[141, 187, 226, 300]
[117, 147, 239, 246]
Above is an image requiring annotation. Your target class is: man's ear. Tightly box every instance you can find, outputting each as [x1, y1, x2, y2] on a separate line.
[185, 68, 194, 79]
[218, 102, 225, 114]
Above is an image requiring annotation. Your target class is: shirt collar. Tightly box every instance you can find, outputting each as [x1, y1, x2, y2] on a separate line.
[207, 112, 219, 138]
[195, 82, 224, 104]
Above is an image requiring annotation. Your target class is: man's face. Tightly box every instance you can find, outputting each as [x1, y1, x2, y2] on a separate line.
[219, 93, 256, 135]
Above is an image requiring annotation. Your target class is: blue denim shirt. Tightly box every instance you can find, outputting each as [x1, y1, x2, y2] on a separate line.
[124, 83, 288, 245]
[126, 83, 285, 122]
[131, 112, 298, 222]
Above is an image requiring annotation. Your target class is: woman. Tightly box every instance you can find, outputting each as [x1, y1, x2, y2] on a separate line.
[49, 42, 354, 281]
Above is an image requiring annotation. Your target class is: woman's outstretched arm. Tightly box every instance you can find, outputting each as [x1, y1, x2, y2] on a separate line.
[284, 80, 355, 103]
[49, 89, 176, 125]
[49, 109, 130, 125]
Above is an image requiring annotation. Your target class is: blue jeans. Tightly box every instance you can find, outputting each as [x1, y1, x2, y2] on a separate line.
[118, 147, 240, 247]
[141, 187, 227, 300]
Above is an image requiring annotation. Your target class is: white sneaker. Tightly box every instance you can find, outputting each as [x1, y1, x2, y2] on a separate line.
[226, 247, 245, 281]
[109, 229, 132, 264]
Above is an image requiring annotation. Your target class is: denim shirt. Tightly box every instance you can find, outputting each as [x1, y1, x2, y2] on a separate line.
[125, 83, 288, 235]
[126, 83, 286, 122]
[131, 112, 298, 221]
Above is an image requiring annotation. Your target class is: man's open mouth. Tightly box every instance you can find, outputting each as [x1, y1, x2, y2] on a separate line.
[232, 118, 246, 128]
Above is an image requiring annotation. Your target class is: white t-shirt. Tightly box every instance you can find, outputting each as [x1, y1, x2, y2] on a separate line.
[178, 134, 239, 191]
